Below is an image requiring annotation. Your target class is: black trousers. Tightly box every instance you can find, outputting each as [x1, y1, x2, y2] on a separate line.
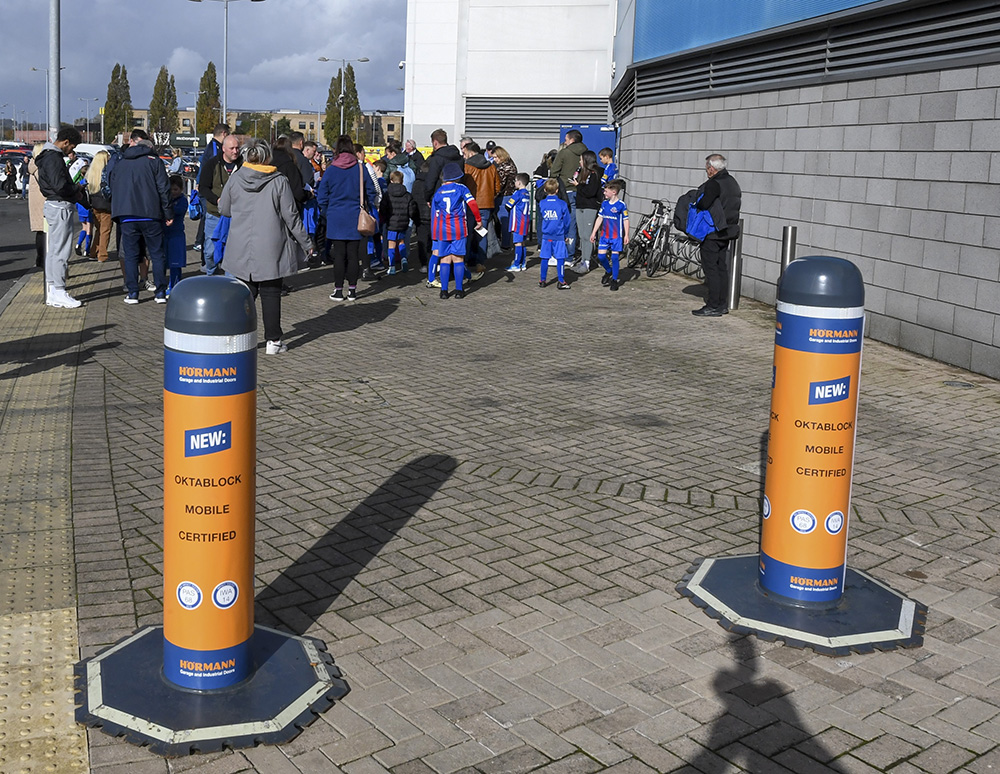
[243, 277, 283, 342]
[331, 239, 361, 287]
[700, 237, 729, 309]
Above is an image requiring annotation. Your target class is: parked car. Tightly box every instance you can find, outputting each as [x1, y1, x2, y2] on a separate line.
[0, 152, 29, 195]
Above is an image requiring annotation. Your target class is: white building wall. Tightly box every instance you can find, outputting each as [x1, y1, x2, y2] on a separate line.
[405, 0, 614, 172]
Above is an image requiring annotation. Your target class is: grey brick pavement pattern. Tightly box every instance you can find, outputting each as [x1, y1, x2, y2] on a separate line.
[2, 243, 999, 772]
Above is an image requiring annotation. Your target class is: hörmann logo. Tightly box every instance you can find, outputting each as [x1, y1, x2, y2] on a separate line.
[808, 375, 850, 405]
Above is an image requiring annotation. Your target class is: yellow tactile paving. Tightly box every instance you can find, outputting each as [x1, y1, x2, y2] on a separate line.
[0, 272, 89, 774]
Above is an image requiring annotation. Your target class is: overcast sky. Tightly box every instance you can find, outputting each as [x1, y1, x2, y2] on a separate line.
[1, 0, 407, 127]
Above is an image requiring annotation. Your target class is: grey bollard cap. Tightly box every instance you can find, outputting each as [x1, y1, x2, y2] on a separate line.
[164, 276, 257, 336]
[778, 255, 864, 308]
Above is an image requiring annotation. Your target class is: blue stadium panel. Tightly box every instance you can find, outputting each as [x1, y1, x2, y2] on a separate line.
[633, 0, 880, 62]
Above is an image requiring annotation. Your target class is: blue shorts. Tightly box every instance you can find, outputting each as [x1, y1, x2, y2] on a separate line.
[432, 238, 466, 257]
[598, 237, 623, 253]
[76, 203, 90, 220]
[539, 238, 568, 260]
[387, 229, 406, 243]
[511, 234, 525, 245]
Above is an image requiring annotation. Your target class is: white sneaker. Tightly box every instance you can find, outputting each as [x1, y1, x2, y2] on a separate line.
[144, 278, 156, 292]
[427, 278, 441, 288]
[265, 340, 287, 355]
[46, 287, 82, 309]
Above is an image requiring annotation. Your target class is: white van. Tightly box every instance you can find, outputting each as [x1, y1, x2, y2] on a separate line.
[74, 143, 115, 158]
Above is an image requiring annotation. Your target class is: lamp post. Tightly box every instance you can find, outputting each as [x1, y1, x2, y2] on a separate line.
[79, 97, 98, 143]
[0, 104, 7, 142]
[188, 0, 266, 127]
[184, 90, 205, 143]
[317, 57, 368, 136]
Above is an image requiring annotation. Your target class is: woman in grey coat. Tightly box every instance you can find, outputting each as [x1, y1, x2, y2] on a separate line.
[219, 139, 314, 354]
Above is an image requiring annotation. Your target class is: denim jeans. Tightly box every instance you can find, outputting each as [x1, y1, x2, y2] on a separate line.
[121, 220, 167, 296]
[202, 212, 220, 274]
[473, 208, 493, 266]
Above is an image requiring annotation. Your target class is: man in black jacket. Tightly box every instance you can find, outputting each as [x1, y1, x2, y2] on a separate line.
[693, 154, 742, 317]
[37, 126, 84, 308]
[423, 128, 462, 204]
[110, 138, 173, 304]
[197, 134, 241, 275]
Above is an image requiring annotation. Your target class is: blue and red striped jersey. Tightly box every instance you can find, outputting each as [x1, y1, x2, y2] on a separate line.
[431, 182, 478, 241]
[599, 200, 628, 240]
[505, 189, 530, 236]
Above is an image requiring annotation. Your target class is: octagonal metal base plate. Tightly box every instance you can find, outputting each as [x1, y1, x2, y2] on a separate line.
[74, 625, 349, 756]
[678, 554, 926, 656]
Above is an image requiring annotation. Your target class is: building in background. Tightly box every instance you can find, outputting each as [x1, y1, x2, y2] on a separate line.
[403, 0, 615, 172]
[612, 0, 1000, 379]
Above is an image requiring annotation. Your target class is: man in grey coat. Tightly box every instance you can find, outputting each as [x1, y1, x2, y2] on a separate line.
[219, 139, 314, 354]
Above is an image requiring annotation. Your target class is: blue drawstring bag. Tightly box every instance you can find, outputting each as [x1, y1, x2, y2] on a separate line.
[686, 195, 716, 242]
[188, 190, 203, 221]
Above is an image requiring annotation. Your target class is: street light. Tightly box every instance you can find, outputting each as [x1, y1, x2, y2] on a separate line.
[79, 97, 98, 143]
[31, 67, 66, 133]
[317, 57, 369, 136]
[188, 0, 266, 127]
[184, 90, 206, 141]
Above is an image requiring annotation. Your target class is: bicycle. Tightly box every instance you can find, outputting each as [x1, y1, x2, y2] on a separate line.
[625, 199, 705, 280]
[624, 200, 668, 271]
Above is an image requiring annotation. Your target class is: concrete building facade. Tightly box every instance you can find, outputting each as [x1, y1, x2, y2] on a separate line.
[403, 0, 614, 171]
[613, 0, 1000, 379]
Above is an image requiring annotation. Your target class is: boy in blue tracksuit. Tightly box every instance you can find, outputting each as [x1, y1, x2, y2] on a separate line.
[537, 178, 573, 289]
[599, 148, 618, 187]
[503, 173, 531, 272]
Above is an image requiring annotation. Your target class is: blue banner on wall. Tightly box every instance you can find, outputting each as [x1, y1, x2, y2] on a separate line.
[634, 0, 879, 62]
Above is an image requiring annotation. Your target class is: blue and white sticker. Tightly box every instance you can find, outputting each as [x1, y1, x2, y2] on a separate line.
[177, 581, 203, 610]
[762, 495, 771, 519]
[790, 509, 817, 535]
[212, 581, 239, 610]
[825, 510, 845, 535]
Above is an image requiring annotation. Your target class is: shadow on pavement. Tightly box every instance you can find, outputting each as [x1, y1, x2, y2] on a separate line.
[678, 637, 846, 773]
[286, 297, 401, 351]
[0, 324, 116, 376]
[255, 453, 458, 636]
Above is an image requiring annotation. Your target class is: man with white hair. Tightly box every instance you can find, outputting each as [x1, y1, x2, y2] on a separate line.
[692, 153, 742, 318]
[404, 139, 424, 169]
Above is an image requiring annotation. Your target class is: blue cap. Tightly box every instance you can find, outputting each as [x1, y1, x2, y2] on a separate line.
[442, 162, 464, 182]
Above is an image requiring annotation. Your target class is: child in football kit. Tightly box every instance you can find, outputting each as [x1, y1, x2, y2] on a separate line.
[537, 178, 574, 289]
[430, 162, 481, 299]
[379, 170, 420, 274]
[590, 179, 629, 291]
[504, 173, 531, 272]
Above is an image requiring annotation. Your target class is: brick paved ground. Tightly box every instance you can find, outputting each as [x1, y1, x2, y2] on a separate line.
[1, 243, 998, 773]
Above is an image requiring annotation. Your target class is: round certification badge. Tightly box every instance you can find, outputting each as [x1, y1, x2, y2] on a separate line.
[762, 495, 771, 519]
[212, 580, 239, 610]
[825, 510, 845, 535]
[790, 509, 817, 535]
[177, 581, 202, 610]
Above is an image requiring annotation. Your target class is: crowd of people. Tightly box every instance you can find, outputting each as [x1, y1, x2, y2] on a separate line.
[26, 120, 743, 342]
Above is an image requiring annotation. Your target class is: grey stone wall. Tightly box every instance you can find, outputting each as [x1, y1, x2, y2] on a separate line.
[618, 64, 1000, 380]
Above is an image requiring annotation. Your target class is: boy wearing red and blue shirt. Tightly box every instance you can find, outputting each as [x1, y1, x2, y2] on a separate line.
[537, 178, 574, 289]
[430, 162, 481, 299]
[590, 180, 629, 291]
[503, 173, 531, 272]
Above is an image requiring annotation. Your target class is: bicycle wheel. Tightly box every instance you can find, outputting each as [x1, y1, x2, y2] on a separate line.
[625, 239, 647, 270]
[646, 228, 668, 277]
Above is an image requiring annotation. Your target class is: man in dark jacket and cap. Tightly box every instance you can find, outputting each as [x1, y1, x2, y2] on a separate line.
[110, 137, 173, 304]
